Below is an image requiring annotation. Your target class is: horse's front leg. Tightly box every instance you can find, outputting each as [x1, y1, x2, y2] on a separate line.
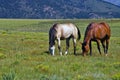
[89, 40, 92, 56]
[57, 38, 62, 56]
[96, 40, 101, 55]
[105, 38, 110, 56]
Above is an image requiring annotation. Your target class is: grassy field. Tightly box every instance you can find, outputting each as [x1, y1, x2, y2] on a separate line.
[0, 19, 120, 80]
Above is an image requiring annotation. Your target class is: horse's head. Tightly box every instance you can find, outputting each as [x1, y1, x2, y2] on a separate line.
[82, 42, 89, 56]
[49, 25, 57, 56]
[49, 40, 55, 56]
[49, 46, 55, 56]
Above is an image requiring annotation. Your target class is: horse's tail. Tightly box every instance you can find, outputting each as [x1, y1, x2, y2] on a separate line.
[76, 27, 81, 40]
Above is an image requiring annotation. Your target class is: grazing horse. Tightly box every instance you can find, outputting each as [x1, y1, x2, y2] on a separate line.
[49, 23, 81, 56]
[82, 22, 111, 56]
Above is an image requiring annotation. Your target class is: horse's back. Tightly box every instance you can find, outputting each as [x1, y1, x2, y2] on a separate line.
[57, 23, 76, 30]
[85, 22, 111, 40]
[52, 23, 78, 39]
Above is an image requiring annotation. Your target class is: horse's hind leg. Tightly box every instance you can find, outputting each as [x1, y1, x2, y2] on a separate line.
[101, 40, 106, 54]
[73, 38, 77, 55]
[65, 38, 70, 55]
[106, 39, 110, 56]
[57, 38, 62, 56]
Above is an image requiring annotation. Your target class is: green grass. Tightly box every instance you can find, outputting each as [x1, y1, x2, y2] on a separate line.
[0, 19, 120, 80]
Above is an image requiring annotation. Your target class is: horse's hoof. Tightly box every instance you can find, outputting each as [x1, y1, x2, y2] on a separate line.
[60, 52, 62, 56]
[105, 54, 108, 56]
[83, 54, 86, 57]
[65, 51, 68, 55]
[51, 54, 55, 56]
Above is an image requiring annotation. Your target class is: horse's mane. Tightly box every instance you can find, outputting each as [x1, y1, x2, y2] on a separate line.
[49, 23, 58, 34]
[84, 22, 94, 38]
[52, 23, 58, 28]
[49, 24, 58, 44]
[86, 22, 94, 30]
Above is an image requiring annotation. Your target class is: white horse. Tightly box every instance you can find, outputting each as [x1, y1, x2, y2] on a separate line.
[49, 23, 81, 56]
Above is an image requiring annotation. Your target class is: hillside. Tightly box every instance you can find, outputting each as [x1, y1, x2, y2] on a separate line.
[103, 0, 120, 6]
[0, 0, 120, 19]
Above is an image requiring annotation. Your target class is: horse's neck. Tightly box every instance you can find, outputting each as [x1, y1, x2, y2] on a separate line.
[84, 29, 93, 44]
[84, 34, 91, 45]
[84, 37, 90, 45]
[49, 34, 56, 46]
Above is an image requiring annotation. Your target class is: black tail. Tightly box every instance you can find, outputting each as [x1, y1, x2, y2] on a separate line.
[76, 27, 81, 40]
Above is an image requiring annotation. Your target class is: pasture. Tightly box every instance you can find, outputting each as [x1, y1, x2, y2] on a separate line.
[0, 19, 120, 80]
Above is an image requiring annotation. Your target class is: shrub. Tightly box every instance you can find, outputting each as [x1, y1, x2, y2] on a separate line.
[39, 74, 49, 80]
[112, 73, 120, 80]
[70, 63, 81, 71]
[0, 53, 6, 59]
[112, 62, 120, 69]
[2, 71, 16, 80]
[35, 64, 50, 73]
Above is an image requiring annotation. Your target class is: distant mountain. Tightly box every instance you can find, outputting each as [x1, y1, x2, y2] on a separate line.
[103, 0, 120, 6]
[0, 0, 120, 19]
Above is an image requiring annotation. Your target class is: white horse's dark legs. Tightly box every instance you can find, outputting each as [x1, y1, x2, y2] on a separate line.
[65, 38, 70, 55]
[57, 38, 62, 56]
[73, 38, 77, 55]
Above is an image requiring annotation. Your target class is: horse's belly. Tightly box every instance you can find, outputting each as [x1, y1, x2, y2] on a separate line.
[63, 30, 73, 38]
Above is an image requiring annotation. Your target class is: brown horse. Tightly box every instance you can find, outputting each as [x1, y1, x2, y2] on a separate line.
[49, 23, 81, 56]
[82, 22, 111, 56]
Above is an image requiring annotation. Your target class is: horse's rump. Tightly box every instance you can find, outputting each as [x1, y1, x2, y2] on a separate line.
[85, 22, 111, 40]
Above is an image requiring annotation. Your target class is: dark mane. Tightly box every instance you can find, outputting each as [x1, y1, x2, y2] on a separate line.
[84, 22, 94, 39]
[52, 23, 58, 28]
[86, 22, 94, 30]
[49, 24, 57, 45]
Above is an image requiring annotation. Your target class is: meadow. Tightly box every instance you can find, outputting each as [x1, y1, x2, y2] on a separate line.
[0, 19, 120, 80]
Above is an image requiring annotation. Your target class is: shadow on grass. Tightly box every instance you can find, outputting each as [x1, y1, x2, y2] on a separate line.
[41, 51, 50, 55]
[42, 51, 84, 56]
